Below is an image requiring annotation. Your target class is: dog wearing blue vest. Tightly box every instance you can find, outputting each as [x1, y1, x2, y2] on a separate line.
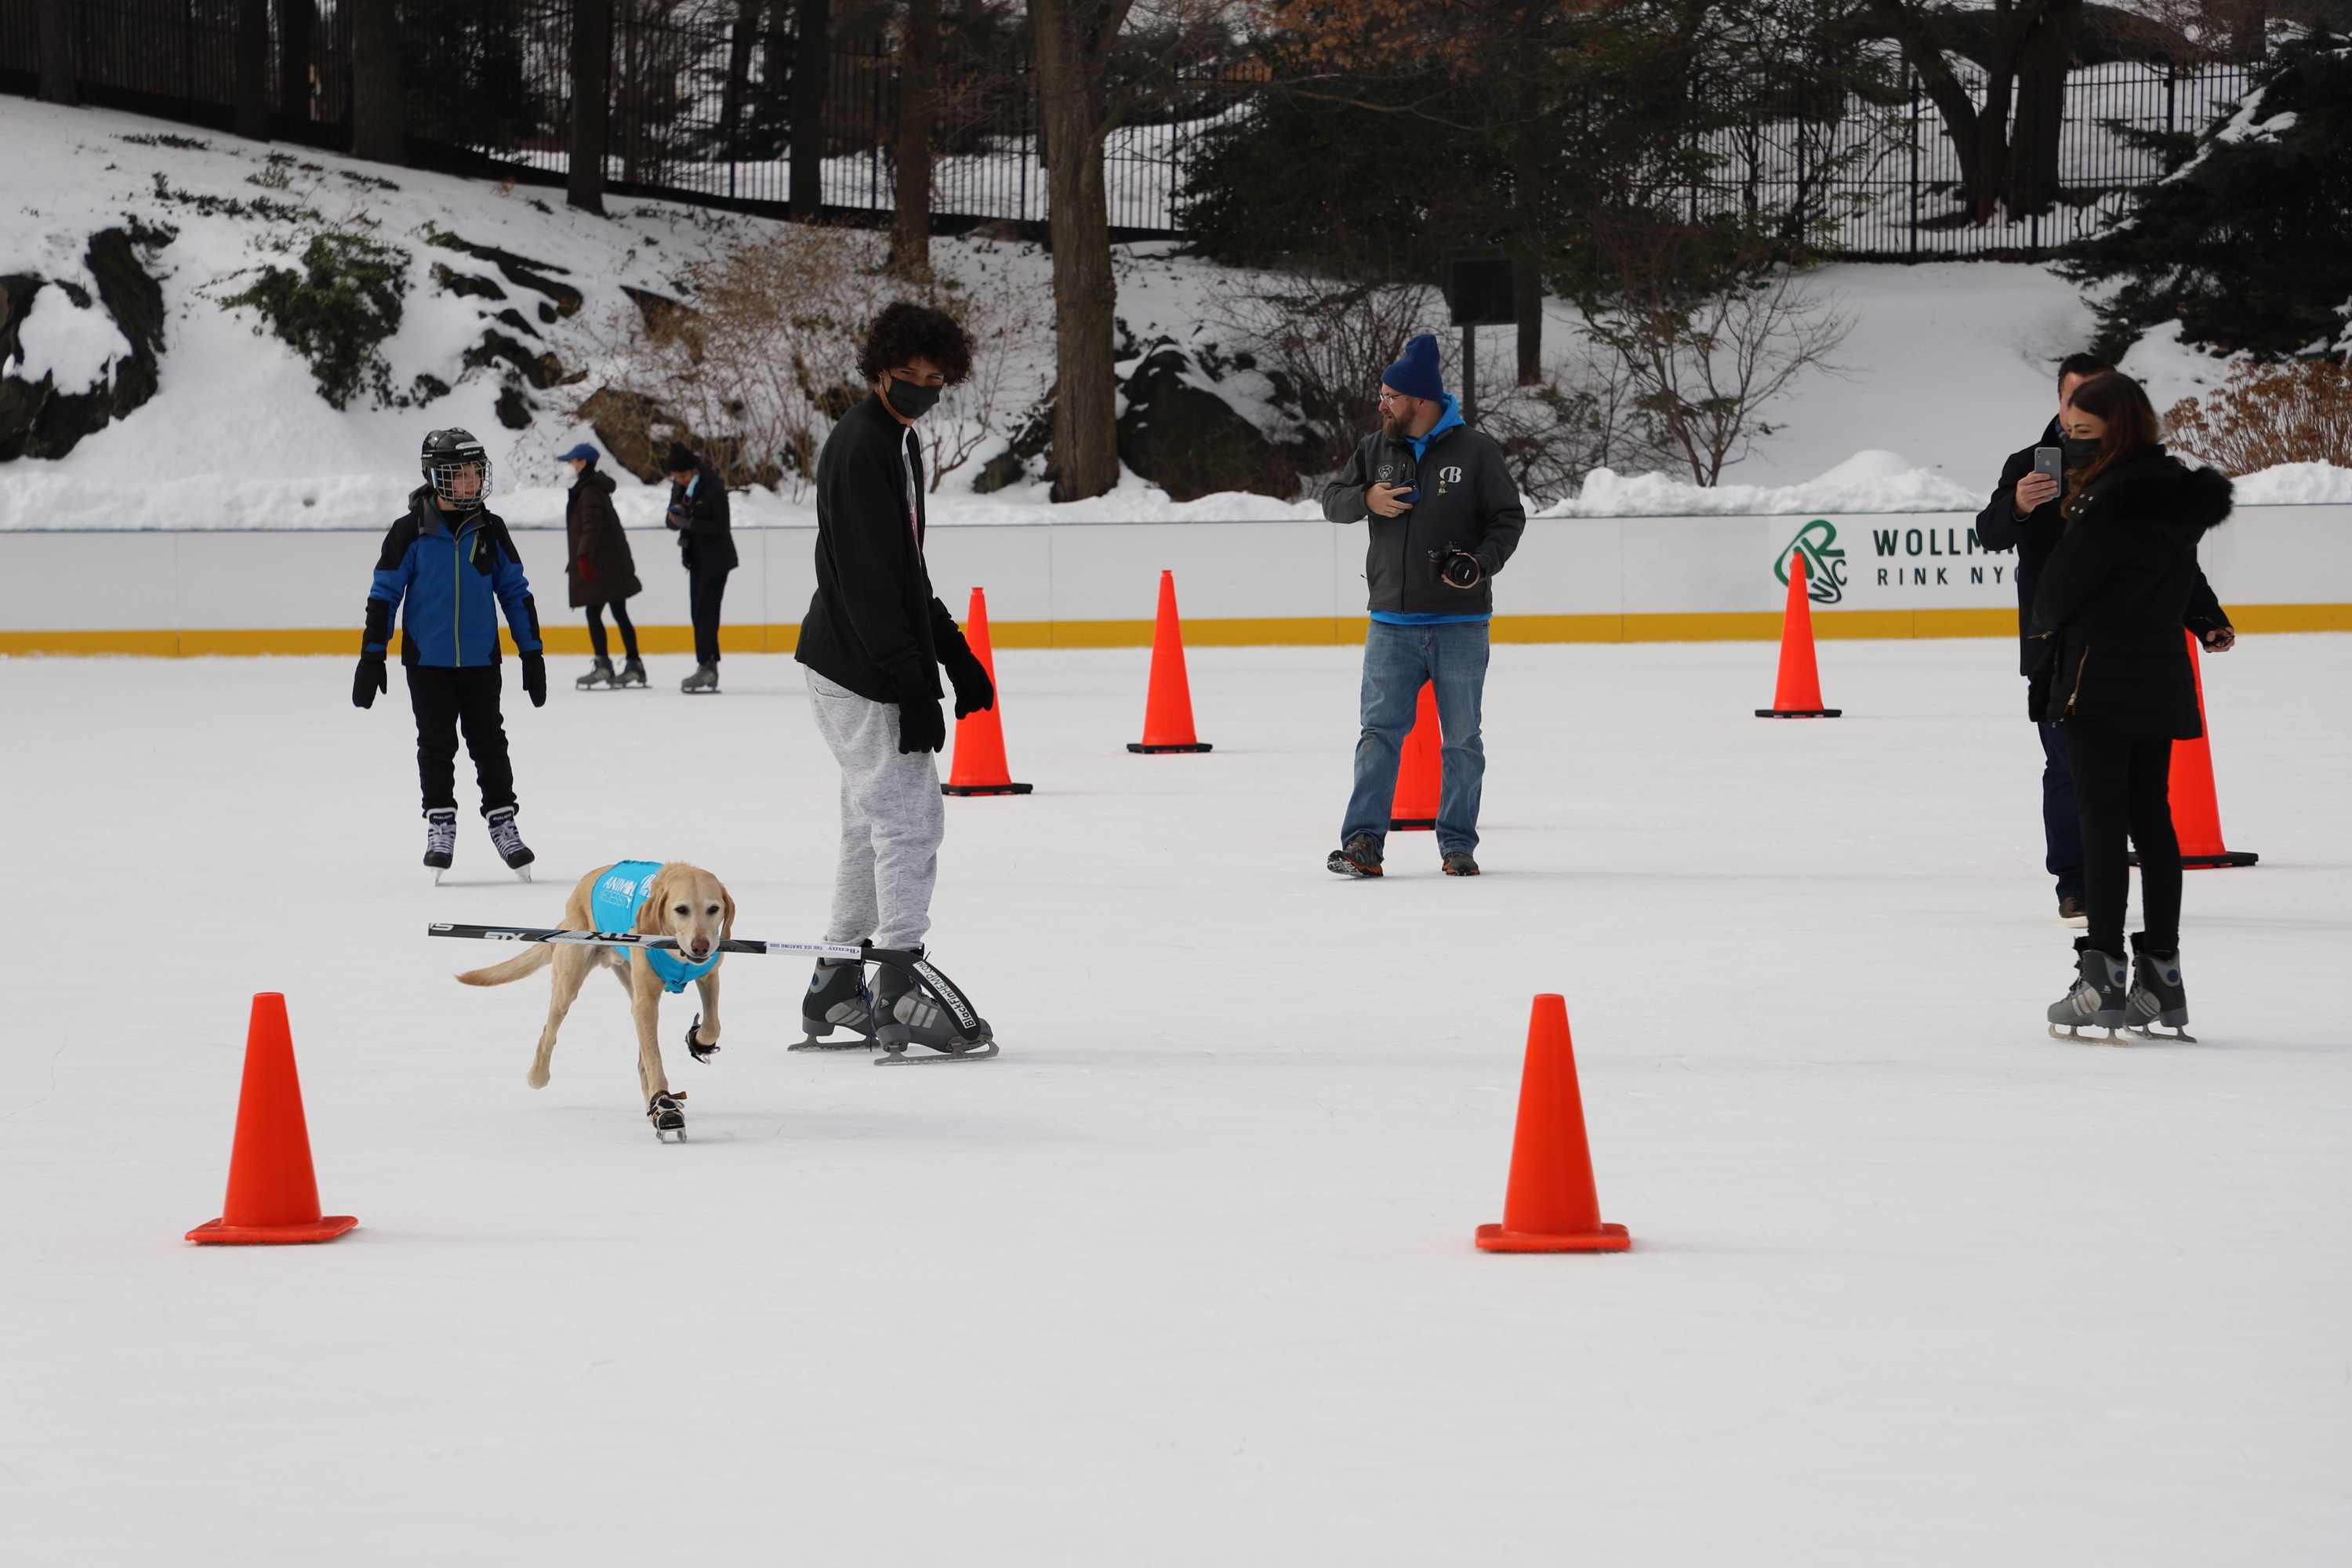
[456, 860, 735, 1139]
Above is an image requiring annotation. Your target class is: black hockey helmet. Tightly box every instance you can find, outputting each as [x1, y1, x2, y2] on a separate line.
[420, 427, 494, 506]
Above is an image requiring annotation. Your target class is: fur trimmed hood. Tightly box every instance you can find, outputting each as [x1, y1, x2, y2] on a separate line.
[2074, 448, 2234, 542]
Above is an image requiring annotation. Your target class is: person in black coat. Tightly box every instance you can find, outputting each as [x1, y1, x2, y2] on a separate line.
[1976, 352, 2234, 927]
[664, 441, 738, 693]
[560, 442, 645, 689]
[2031, 372, 2234, 1042]
[793, 303, 996, 1055]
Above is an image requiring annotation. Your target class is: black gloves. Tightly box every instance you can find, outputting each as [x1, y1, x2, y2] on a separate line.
[895, 677, 946, 754]
[521, 651, 547, 708]
[353, 653, 387, 710]
[942, 642, 996, 719]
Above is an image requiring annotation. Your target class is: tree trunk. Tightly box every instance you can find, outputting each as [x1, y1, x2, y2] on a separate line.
[569, 0, 612, 214]
[890, 0, 940, 276]
[36, 0, 75, 106]
[1513, 78, 1541, 384]
[2227, 0, 2266, 62]
[2005, 0, 2078, 217]
[1029, 0, 1131, 501]
[234, 0, 271, 140]
[789, 0, 830, 220]
[349, 0, 405, 165]
[278, 0, 315, 129]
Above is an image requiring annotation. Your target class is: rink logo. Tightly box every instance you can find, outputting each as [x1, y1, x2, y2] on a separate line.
[1773, 520, 1846, 605]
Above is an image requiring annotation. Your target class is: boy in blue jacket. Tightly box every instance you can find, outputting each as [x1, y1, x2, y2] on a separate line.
[352, 428, 548, 880]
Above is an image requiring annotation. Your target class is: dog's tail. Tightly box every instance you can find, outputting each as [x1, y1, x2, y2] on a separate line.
[456, 945, 555, 987]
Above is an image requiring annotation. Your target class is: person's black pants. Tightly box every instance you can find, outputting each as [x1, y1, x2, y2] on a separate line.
[689, 566, 731, 666]
[2064, 721, 2178, 956]
[407, 663, 515, 817]
[2038, 721, 2085, 901]
[586, 599, 638, 659]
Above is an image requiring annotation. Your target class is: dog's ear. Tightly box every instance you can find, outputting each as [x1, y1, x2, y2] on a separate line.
[636, 865, 673, 935]
[720, 886, 735, 938]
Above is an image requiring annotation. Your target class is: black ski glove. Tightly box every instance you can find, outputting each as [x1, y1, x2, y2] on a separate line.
[942, 641, 996, 720]
[353, 653, 387, 710]
[895, 685, 946, 754]
[521, 651, 547, 708]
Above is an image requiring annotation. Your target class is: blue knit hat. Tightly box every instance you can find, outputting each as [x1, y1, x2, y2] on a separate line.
[1381, 333, 1445, 403]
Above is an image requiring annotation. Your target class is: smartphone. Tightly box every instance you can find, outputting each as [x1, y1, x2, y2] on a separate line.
[2032, 446, 2063, 482]
[1392, 486, 1418, 503]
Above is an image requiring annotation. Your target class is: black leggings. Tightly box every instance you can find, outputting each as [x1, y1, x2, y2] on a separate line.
[585, 600, 638, 659]
[2065, 722, 2179, 955]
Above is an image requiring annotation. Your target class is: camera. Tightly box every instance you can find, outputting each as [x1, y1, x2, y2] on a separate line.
[1427, 545, 1483, 590]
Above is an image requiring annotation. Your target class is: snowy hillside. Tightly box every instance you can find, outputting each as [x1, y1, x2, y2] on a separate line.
[2, 95, 2345, 532]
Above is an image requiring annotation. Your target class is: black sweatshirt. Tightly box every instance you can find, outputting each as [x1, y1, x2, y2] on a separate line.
[795, 393, 970, 704]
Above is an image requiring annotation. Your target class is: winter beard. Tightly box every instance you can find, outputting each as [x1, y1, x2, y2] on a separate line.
[1381, 408, 1412, 441]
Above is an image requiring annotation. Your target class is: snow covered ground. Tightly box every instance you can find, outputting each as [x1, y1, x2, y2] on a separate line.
[4, 636, 2347, 1563]
[5, 95, 2346, 536]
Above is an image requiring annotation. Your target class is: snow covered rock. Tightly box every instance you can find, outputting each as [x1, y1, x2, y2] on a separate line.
[0, 228, 166, 462]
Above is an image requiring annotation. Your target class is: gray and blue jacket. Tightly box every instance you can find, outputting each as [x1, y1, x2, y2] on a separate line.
[364, 486, 543, 666]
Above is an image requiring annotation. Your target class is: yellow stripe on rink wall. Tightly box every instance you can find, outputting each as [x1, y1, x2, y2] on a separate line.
[5, 603, 2347, 657]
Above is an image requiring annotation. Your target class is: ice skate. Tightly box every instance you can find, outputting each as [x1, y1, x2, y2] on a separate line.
[618, 654, 648, 689]
[681, 662, 720, 695]
[2125, 938, 2194, 1042]
[575, 655, 615, 691]
[423, 808, 458, 884]
[2047, 942, 2128, 1043]
[647, 1090, 686, 1141]
[485, 805, 535, 882]
[872, 949, 998, 1064]
[684, 1011, 720, 1062]
[791, 958, 877, 1051]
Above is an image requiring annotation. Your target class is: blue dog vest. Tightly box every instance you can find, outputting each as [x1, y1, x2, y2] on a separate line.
[590, 860, 720, 994]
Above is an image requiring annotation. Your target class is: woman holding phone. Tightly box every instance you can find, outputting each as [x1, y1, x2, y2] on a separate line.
[2030, 372, 2234, 1042]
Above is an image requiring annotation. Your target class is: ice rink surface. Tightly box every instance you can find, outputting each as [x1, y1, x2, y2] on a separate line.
[3, 636, 2347, 1565]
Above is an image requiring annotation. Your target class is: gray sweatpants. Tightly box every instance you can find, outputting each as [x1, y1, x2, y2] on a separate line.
[805, 670, 944, 950]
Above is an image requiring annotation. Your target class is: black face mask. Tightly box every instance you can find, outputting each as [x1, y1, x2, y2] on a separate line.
[2061, 435, 2100, 467]
[884, 375, 943, 419]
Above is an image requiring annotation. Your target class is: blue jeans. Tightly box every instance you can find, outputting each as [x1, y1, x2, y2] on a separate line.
[2038, 721, 2085, 901]
[1341, 619, 1490, 855]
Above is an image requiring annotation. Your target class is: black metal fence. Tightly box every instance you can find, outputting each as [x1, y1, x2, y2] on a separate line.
[0, 2, 2255, 253]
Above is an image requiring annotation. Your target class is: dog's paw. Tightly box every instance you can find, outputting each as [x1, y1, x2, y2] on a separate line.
[526, 1063, 551, 1089]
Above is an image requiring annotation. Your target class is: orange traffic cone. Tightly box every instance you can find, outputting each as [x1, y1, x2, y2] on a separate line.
[1476, 995, 1629, 1253]
[1127, 569, 1213, 753]
[1389, 681, 1440, 831]
[942, 586, 1033, 797]
[2169, 630, 2256, 868]
[1755, 546, 1841, 718]
[187, 994, 356, 1244]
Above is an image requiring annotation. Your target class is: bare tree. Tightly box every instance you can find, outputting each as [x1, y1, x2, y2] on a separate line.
[278, 0, 316, 128]
[1205, 272, 1443, 475]
[37, 0, 75, 105]
[890, 0, 942, 275]
[789, 0, 831, 220]
[1861, 0, 2082, 222]
[350, 0, 405, 165]
[571, 0, 613, 214]
[234, 0, 270, 140]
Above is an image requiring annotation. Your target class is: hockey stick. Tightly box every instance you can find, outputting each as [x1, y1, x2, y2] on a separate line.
[426, 924, 997, 1062]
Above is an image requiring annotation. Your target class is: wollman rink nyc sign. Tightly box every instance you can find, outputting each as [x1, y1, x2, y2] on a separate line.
[1773, 517, 2018, 612]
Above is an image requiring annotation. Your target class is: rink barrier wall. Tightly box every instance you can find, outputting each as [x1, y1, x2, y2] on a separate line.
[2, 506, 2346, 655]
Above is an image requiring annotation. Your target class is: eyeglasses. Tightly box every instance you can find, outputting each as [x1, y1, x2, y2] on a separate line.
[1376, 393, 1411, 407]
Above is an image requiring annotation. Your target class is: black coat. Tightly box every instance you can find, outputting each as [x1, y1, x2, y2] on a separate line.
[666, 458, 739, 573]
[2029, 448, 2234, 739]
[1320, 410, 1527, 616]
[794, 393, 971, 704]
[564, 468, 641, 608]
[1977, 417, 2229, 675]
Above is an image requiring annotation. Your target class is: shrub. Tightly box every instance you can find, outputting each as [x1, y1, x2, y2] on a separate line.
[221, 230, 409, 409]
[2165, 358, 2352, 473]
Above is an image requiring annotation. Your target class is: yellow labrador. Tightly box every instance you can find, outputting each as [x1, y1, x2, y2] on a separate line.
[456, 861, 734, 1139]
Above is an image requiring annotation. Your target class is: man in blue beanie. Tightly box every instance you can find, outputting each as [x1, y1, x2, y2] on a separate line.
[1320, 332, 1526, 877]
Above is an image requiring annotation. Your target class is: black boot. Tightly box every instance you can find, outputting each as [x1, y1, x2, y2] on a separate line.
[2047, 938, 2127, 1042]
[2125, 934, 2193, 1041]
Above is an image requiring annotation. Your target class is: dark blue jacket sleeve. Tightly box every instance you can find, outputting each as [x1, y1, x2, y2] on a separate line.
[365, 518, 417, 654]
[488, 521, 543, 653]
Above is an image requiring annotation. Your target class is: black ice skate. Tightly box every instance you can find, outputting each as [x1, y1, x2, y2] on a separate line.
[2048, 942, 2128, 1043]
[576, 655, 616, 691]
[791, 958, 877, 1051]
[647, 1090, 687, 1141]
[870, 948, 997, 1065]
[424, 808, 458, 884]
[485, 805, 535, 882]
[618, 655, 648, 689]
[2125, 936, 2194, 1042]
[684, 1011, 720, 1062]
[681, 663, 720, 695]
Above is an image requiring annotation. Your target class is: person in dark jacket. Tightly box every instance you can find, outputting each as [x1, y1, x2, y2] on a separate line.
[793, 303, 996, 1055]
[664, 441, 738, 693]
[1977, 352, 2234, 926]
[352, 428, 546, 880]
[1319, 332, 1527, 878]
[2030, 373, 2233, 1042]
[561, 443, 646, 691]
